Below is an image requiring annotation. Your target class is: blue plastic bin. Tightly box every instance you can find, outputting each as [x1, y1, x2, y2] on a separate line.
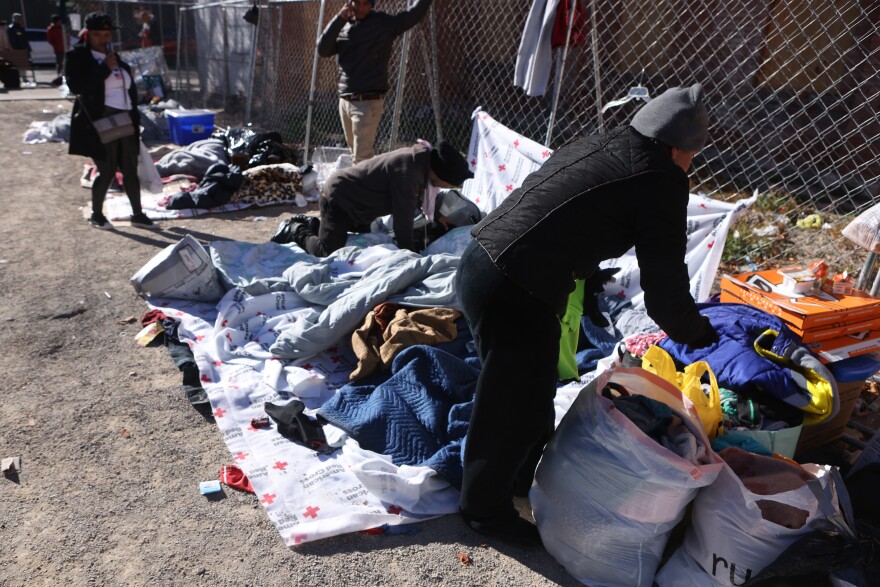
[828, 351, 880, 383]
[166, 109, 215, 146]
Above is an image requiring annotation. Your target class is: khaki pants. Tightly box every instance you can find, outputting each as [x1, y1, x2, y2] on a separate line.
[338, 97, 384, 164]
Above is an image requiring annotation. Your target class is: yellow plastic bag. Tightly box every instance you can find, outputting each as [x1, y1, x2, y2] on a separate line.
[641, 345, 723, 440]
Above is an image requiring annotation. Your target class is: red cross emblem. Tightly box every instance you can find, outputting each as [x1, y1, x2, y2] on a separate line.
[498, 164, 506, 172]
[475, 197, 480, 203]
[273, 461, 288, 471]
[200, 374, 212, 383]
[514, 139, 520, 148]
[505, 185, 513, 192]
[292, 533, 307, 545]
[213, 360, 222, 366]
[470, 159, 476, 167]
[233, 451, 248, 461]
[541, 150, 550, 158]
[221, 320, 228, 327]
[387, 505, 403, 515]
[700, 202, 708, 208]
[303, 506, 320, 519]
[260, 492, 276, 505]
[213, 408, 226, 418]
[707, 241, 715, 249]
[195, 335, 205, 342]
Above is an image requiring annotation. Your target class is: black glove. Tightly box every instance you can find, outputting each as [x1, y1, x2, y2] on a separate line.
[583, 268, 620, 328]
[688, 315, 719, 349]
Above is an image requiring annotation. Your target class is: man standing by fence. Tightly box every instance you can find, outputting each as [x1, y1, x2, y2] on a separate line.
[317, 0, 433, 164]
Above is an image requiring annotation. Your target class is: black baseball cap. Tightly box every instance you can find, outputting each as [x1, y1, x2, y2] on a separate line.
[84, 12, 117, 31]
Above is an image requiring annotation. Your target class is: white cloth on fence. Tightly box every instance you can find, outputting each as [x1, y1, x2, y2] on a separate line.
[513, 0, 563, 96]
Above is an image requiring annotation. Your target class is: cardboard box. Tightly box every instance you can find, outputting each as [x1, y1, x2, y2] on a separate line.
[720, 289, 880, 343]
[796, 379, 864, 456]
[720, 270, 880, 330]
[806, 332, 880, 363]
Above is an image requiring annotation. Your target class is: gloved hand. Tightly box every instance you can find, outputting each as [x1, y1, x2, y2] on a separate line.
[688, 315, 719, 349]
[583, 267, 620, 328]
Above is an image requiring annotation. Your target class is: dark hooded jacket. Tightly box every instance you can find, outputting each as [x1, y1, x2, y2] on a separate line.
[471, 126, 707, 346]
[65, 42, 140, 161]
[316, 0, 432, 95]
[325, 144, 430, 252]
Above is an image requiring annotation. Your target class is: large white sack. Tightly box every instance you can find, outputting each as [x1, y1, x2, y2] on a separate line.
[530, 368, 723, 587]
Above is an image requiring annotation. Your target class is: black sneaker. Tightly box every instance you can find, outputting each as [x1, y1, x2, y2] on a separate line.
[130, 213, 157, 228]
[289, 214, 320, 235]
[271, 217, 297, 244]
[88, 213, 114, 230]
[462, 512, 543, 549]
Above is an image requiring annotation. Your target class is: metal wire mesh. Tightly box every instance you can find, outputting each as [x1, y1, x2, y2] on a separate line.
[78, 0, 880, 271]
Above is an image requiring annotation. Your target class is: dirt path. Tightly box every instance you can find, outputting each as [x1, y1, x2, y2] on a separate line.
[0, 99, 577, 587]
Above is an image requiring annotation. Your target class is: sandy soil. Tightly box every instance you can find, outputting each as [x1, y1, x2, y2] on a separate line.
[0, 99, 580, 586]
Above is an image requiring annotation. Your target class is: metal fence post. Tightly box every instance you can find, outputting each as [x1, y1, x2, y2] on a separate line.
[245, 1, 261, 124]
[545, 0, 578, 147]
[389, 0, 415, 150]
[589, 0, 604, 133]
[175, 7, 183, 97]
[304, 0, 327, 164]
[425, 5, 443, 142]
[222, 6, 230, 114]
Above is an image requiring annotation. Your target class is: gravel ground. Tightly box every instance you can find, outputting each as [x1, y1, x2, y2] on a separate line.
[0, 98, 580, 587]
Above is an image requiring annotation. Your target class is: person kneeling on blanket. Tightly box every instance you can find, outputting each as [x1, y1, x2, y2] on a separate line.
[271, 140, 472, 256]
[457, 84, 720, 549]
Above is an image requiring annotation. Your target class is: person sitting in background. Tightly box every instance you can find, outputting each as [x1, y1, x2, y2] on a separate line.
[455, 84, 720, 548]
[271, 140, 471, 256]
[0, 19, 11, 51]
[65, 12, 155, 230]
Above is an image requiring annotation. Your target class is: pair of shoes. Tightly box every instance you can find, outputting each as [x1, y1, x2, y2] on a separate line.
[89, 213, 114, 230]
[130, 213, 157, 228]
[462, 512, 543, 549]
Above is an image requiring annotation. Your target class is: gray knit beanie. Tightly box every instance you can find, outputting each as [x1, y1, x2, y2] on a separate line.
[630, 83, 708, 152]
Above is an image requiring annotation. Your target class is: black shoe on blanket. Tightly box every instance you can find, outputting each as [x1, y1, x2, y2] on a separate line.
[130, 213, 157, 228]
[289, 214, 320, 235]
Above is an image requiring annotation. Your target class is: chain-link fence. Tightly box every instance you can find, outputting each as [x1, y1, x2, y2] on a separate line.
[74, 0, 880, 271]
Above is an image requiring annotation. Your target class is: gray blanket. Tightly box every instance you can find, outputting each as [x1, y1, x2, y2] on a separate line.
[155, 138, 228, 178]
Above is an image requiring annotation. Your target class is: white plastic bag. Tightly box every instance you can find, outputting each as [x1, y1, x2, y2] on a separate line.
[138, 138, 163, 194]
[130, 234, 226, 302]
[655, 462, 840, 586]
[530, 368, 724, 587]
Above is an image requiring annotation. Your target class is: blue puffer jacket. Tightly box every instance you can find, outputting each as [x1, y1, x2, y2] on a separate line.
[659, 302, 836, 425]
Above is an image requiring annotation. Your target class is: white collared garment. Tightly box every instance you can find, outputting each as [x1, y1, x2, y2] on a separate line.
[91, 48, 132, 110]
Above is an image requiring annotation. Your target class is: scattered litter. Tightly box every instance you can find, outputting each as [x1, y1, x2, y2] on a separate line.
[2, 456, 21, 475]
[117, 316, 137, 325]
[120, 429, 131, 439]
[753, 225, 779, 237]
[129, 371, 137, 377]
[195, 568, 207, 576]
[252, 216, 267, 222]
[104, 292, 112, 299]
[22, 151, 32, 155]
[26, 414, 36, 426]
[796, 213, 823, 229]
[0, 259, 8, 263]
[199, 480, 223, 495]
[457, 552, 472, 566]
[250, 416, 271, 429]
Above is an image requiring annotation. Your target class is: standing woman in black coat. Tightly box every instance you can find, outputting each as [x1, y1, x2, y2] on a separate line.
[65, 12, 155, 229]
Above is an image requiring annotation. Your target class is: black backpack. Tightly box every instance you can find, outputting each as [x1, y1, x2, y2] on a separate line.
[0, 59, 20, 89]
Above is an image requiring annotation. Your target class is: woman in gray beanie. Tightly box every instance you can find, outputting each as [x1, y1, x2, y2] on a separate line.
[456, 83, 719, 548]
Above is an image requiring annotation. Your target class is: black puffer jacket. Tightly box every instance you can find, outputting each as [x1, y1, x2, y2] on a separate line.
[471, 126, 707, 346]
[316, 0, 432, 95]
[65, 42, 140, 161]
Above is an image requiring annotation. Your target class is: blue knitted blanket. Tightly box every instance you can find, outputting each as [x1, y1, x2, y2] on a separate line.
[318, 346, 479, 489]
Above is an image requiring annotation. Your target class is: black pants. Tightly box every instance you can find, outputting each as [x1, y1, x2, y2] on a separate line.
[55, 52, 64, 75]
[301, 196, 351, 257]
[91, 109, 142, 219]
[457, 240, 559, 523]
